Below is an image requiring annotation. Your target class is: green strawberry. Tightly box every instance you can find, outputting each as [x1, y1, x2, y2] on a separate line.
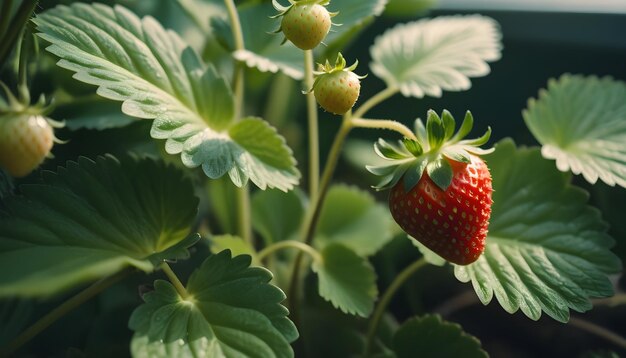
[311, 53, 366, 115]
[367, 110, 494, 265]
[272, 0, 336, 50]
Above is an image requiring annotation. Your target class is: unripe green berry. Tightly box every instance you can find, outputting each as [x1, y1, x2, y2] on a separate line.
[0, 114, 54, 177]
[281, 4, 331, 50]
[314, 71, 361, 115]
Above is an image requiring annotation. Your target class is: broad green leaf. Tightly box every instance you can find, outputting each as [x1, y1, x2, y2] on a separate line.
[370, 15, 501, 98]
[218, 3, 304, 80]
[251, 189, 306, 244]
[384, 0, 437, 17]
[393, 315, 487, 358]
[35, 3, 299, 191]
[316, 185, 394, 257]
[312, 244, 378, 317]
[0, 299, 34, 346]
[0, 156, 198, 297]
[54, 95, 136, 130]
[208, 234, 259, 265]
[454, 139, 622, 322]
[523, 75, 626, 188]
[129, 250, 298, 357]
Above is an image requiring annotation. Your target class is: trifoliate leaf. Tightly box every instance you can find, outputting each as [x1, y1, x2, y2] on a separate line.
[393, 315, 487, 358]
[35, 3, 300, 191]
[0, 156, 198, 297]
[316, 185, 394, 257]
[370, 15, 501, 98]
[523, 74, 626, 188]
[129, 250, 298, 358]
[223, 3, 304, 79]
[312, 243, 378, 317]
[251, 189, 306, 244]
[454, 139, 622, 322]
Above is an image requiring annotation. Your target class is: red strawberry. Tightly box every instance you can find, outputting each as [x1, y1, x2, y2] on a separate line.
[0, 114, 55, 177]
[273, 0, 336, 50]
[367, 110, 493, 265]
[311, 53, 366, 115]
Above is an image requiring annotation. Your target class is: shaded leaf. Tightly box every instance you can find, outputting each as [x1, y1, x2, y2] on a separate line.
[523, 74, 626, 188]
[0, 156, 198, 297]
[252, 189, 306, 245]
[454, 139, 622, 322]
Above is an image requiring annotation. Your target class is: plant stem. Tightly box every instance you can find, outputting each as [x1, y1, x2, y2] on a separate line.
[0, 0, 37, 71]
[352, 117, 417, 140]
[257, 240, 322, 263]
[304, 49, 319, 198]
[224, 0, 245, 120]
[569, 316, 626, 350]
[1, 268, 134, 356]
[0, 0, 14, 41]
[237, 185, 253, 245]
[353, 87, 398, 119]
[364, 258, 428, 357]
[160, 262, 189, 299]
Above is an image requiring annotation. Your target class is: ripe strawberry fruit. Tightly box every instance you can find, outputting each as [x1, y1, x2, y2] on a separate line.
[367, 110, 493, 265]
[311, 53, 366, 115]
[272, 0, 336, 50]
[0, 114, 55, 177]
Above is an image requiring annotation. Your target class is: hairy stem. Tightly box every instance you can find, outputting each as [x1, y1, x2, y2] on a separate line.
[364, 258, 428, 357]
[304, 49, 319, 198]
[352, 117, 417, 140]
[160, 262, 189, 299]
[353, 87, 398, 119]
[257, 240, 322, 263]
[0, 0, 37, 71]
[224, 0, 245, 120]
[1, 268, 134, 356]
[237, 185, 253, 245]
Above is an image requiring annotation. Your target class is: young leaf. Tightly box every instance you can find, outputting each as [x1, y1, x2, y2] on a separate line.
[523, 74, 626, 188]
[35, 3, 300, 191]
[312, 243, 378, 317]
[129, 250, 298, 357]
[454, 139, 622, 322]
[393, 315, 487, 358]
[370, 15, 501, 98]
[0, 156, 198, 297]
[316, 185, 395, 257]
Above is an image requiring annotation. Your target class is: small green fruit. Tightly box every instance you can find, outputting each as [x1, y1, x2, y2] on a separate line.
[282, 3, 331, 50]
[312, 53, 366, 115]
[0, 114, 55, 177]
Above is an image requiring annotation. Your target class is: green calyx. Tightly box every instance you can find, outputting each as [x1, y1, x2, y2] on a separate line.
[307, 52, 366, 93]
[0, 81, 55, 118]
[366, 110, 493, 192]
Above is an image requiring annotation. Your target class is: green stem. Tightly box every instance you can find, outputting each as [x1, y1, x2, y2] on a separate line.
[237, 185, 253, 245]
[352, 117, 417, 140]
[224, 0, 245, 120]
[257, 240, 322, 263]
[353, 87, 398, 119]
[364, 258, 428, 357]
[17, 29, 32, 104]
[304, 49, 319, 198]
[160, 262, 189, 299]
[0, 0, 14, 41]
[0, 0, 37, 71]
[1, 268, 134, 356]
[569, 317, 626, 350]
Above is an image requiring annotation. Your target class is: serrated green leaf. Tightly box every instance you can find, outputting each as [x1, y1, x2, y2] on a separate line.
[454, 139, 622, 322]
[370, 15, 501, 98]
[0, 156, 198, 297]
[393, 315, 487, 358]
[35, 3, 299, 191]
[523, 74, 626, 188]
[426, 157, 453, 191]
[312, 244, 378, 317]
[129, 250, 298, 358]
[252, 189, 305, 245]
[409, 237, 446, 267]
[208, 235, 258, 265]
[316, 185, 394, 257]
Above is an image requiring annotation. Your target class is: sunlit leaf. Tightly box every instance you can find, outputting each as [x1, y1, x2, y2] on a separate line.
[393, 315, 487, 358]
[370, 15, 501, 98]
[35, 3, 300, 191]
[454, 139, 622, 322]
[0, 156, 198, 297]
[523, 74, 626, 188]
[129, 250, 298, 357]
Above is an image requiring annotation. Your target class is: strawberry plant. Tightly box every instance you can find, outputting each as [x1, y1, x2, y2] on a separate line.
[0, 0, 625, 357]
